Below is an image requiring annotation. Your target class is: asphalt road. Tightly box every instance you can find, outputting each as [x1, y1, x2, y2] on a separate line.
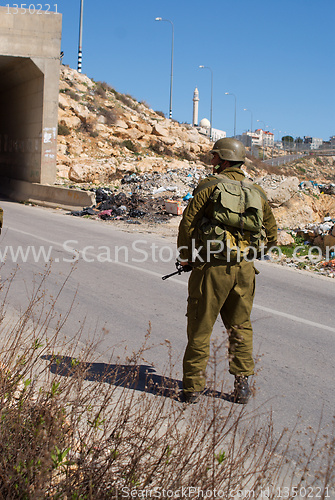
[1, 198, 334, 454]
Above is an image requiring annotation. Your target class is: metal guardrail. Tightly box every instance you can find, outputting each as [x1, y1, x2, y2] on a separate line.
[262, 154, 306, 167]
[262, 149, 335, 167]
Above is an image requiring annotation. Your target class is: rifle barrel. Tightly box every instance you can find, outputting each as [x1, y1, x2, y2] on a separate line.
[162, 270, 180, 280]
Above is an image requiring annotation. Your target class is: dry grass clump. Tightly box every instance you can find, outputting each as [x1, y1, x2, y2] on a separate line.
[0, 267, 333, 499]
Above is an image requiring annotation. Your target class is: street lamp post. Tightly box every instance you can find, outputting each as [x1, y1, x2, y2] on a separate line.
[199, 65, 213, 141]
[272, 129, 276, 163]
[283, 131, 287, 153]
[243, 108, 253, 154]
[243, 108, 253, 132]
[256, 119, 266, 159]
[155, 17, 174, 120]
[225, 92, 236, 138]
[256, 119, 266, 130]
[77, 0, 84, 73]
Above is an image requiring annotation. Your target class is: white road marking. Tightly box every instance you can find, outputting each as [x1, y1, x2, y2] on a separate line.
[8, 227, 335, 333]
[252, 304, 335, 333]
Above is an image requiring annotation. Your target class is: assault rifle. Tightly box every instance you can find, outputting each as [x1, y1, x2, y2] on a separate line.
[162, 261, 193, 280]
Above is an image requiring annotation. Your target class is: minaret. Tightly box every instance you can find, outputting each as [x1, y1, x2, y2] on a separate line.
[192, 87, 199, 126]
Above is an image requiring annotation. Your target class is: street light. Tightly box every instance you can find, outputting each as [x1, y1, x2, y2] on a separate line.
[256, 119, 266, 130]
[155, 17, 174, 120]
[243, 108, 253, 154]
[256, 120, 266, 160]
[225, 92, 236, 138]
[77, 0, 84, 73]
[243, 108, 253, 132]
[272, 129, 276, 162]
[199, 65, 213, 141]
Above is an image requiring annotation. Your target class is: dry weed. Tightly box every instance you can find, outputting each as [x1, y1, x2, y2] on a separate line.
[0, 267, 333, 499]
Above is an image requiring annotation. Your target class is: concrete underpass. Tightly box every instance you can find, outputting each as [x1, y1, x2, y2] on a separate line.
[0, 7, 93, 209]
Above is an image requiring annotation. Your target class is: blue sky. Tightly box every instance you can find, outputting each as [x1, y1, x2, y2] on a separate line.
[17, 0, 335, 140]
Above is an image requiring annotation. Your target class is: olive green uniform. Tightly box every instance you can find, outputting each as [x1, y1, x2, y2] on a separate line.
[177, 167, 277, 394]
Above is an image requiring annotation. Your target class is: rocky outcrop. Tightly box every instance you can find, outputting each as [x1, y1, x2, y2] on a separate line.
[56, 66, 214, 183]
[256, 175, 300, 207]
[277, 231, 295, 245]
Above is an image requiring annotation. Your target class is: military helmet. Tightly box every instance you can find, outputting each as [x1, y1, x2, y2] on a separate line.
[210, 138, 246, 162]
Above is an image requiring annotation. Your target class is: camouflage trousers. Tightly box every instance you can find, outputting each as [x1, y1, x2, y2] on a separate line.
[183, 259, 257, 394]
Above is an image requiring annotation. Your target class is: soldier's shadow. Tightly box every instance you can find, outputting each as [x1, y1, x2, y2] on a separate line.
[41, 355, 233, 402]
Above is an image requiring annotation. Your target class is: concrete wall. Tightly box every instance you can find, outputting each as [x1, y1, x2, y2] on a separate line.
[0, 7, 62, 184]
[0, 177, 95, 209]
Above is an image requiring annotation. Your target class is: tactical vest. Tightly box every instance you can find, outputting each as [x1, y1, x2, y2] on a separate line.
[197, 176, 267, 262]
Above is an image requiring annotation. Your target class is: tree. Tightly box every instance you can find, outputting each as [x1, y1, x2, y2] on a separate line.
[281, 135, 294, 143]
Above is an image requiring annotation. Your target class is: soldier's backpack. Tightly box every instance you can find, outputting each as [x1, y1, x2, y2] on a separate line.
[197, 176, 267, 261]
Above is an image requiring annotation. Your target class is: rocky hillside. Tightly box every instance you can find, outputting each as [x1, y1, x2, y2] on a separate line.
[56, 66, 335, 233]
[57, 66, 212, 184]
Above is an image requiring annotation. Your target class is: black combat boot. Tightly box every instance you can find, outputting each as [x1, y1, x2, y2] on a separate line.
[233, 376, 251, 404]
[181, 391, 201, 404]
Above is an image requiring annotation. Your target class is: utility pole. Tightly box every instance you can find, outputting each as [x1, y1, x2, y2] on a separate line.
[155, 18, 174, 119]
[199, 65, 213, 141]
[78, 0, 84, 73]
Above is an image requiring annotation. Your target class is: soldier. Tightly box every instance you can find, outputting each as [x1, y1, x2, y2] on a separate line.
[177, 138, 277, 404]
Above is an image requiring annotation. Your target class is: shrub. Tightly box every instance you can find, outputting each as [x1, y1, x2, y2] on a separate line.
[0, 267, 333, 498]
[139, 100, 150, 109]
[95, 81, 111, 99]
[99, 107, 119, 126]
[149, 141, 174, 157]
[64, 89, 81, 102]
[79, 118, 98, 137]
[155, 110, 165, 118]
[58, 124, 71, 136]
[121, 139, 138, 153]
[177, 146, 193, 161]
[116, 93, 138, 111]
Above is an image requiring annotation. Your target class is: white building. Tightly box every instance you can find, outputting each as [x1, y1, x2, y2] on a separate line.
[239, 130, 274, 148]
[303, 136, 323, 150]
[197, 118, 226, 141]
[211, 127, 226, 141]
[260, 130, 274, 147]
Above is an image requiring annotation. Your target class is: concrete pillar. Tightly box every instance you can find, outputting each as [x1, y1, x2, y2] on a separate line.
[0, 7, 62, 184]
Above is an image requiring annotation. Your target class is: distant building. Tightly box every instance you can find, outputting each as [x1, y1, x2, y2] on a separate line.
[197, 118, 226, 141]
[303, 136, 323, 150]
[258, 129, 274, 147]
[192, 89, 226, 141]
[237, 129, 274, 148]
[211, 128, 227, 142]
[199, 118, 210, 129]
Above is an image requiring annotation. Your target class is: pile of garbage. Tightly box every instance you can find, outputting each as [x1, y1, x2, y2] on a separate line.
[71, 188, 170, 224]
[118, 167, 203, 198]
[69, 168, 206, 224]
[294, 216, 335, 249]
[275, 217, 335, 278]
[299, 181, 335, 195]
